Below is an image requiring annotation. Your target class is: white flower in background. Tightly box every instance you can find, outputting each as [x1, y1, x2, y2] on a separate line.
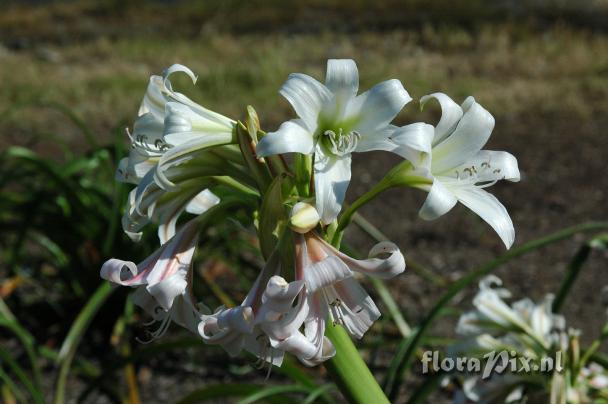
[100, 219, 203, 337]
[455, 275, 564, 353]
[116, 63, 236, 184]
[295, 231, 405, 353]
[449, 275, 574, 403]
[256, 59, 412, 224]
[390, 94, 520, 248]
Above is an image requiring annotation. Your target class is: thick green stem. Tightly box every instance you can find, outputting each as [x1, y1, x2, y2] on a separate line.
[323, 225, 391, 403]
[324, 325, 390, 404]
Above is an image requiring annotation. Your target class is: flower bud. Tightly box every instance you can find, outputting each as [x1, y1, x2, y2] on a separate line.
[289, 202, 320, 234]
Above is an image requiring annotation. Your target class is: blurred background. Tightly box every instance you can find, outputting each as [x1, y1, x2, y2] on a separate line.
[1, 0, 607, 402]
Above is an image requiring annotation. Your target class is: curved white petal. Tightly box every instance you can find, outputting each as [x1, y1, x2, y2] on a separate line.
[304, 256, 352, 293]
[354, 125, 396, 153]
[349, 79, 412, 133]
[163, 64, 198, 89]
[333, 277, 381, 339]
[155, 133, 235, 190]
[132, 113, 166, 152]
[301, 295, 335, 366]
[451, 186, 515, 248]
[115, 151, 159, 185]
[420, 92, 463, 146]
[325, 59, 359, 118]
[325, 59, 359, 97]
[255, 119, 314, 157]
[316, 236, 406, 279]
[100, 258, 139, 285]
[280, 73, 331, 131]
[314, 153, 352, 224]
[390, 122, 435, 168]
[185, 189, 220, 215]
[270, 331, 319, 362]
[418, 179, 458, 220]
[431, 97, 495, 173]
[138, 75, 168, 119]
[146, 269, 188, 311]
[168, 294, 204, 333]
[258, 276, 305, 322]
[163, 102, 234, 143]
[451, 150, 520, 183]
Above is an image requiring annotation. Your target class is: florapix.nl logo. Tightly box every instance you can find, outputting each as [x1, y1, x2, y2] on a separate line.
[421, 351, 564, 379]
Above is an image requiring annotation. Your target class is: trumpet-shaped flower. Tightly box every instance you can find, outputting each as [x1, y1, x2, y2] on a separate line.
[295, 232, 405, 356]
[100, 219, 203, 337]
[256, 59, 412, 224]
[117, 64, 233, 184]
[390, 94, 520, 248]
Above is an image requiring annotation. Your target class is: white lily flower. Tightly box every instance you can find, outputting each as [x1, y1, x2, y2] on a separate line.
[295, 232, 405, 348]
[100, 219, 204, 338]
[256, 59, 412, 224]
[390, 94, 520, 248]
[116, 64, 236, 185]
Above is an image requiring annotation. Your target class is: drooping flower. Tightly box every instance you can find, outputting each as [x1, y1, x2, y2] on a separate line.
[295, 231, 405, 355]
[389, 94, 520, 248]
[199, 270, 313, 367]
[100, 219, 203, 338]
[256, 59, 412, 224]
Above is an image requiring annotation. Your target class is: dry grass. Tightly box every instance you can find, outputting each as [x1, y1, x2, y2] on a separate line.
[1, 21, 607, 154]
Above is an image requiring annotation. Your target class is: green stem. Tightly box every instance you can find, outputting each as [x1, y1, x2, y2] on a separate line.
[332, 161, 430, 245]
[324, 325, 389, 404]
[323, 227, 391, 403]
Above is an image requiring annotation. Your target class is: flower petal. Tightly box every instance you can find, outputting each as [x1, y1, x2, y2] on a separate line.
[168, 294, 204, 333]
[100, 258, 139, 285]
[390, 122, 435, 168]
[304, 256, 352, 293]
[349, 79, 412, 133]
[316, 236, 406, 279]
[146, 269, 188, 311]
[431, 97, 495, 173]
[354, 125, 396, 153]
[185, 189, 221, 215]
[418, 179, 458, 220]
[325, 59, 359, 98]
[138, 75, 168, 119]
[333, 277, 381, 339]
[255, 119, 314, 157]
[420, 92, 463, 146]
[314, 153, 352, 224]
[155, 133, 235, 190]
[280, 73, 331, 131]
[163, 102, 235, 145]
[449, 150, 520, 183]
[450, 185, 515, 248]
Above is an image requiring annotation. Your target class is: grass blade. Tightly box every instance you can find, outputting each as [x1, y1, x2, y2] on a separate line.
[553, 233, 608, 312]
[53, 282, 115, 404]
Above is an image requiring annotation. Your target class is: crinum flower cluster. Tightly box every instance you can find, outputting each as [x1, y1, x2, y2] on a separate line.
[449, 275, 608, 403]
[101, 60, 519, 368]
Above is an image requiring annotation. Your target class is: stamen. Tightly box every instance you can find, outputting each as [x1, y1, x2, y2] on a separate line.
[322, 129, 361, 156]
